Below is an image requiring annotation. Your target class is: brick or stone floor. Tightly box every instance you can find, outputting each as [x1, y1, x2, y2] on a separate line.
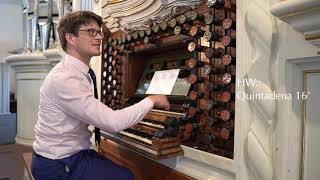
[0, 144, 32, 180]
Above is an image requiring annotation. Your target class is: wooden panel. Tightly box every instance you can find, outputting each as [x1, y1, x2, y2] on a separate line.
[99, 139, 195, 180]
[128, 53, 146, 96]
[22, 153, 34, 180]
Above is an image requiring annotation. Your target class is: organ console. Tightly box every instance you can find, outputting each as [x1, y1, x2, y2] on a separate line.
[190, 11, 205, 22]
[151, 24, 160, 33]
[188, 106, 203, 116]
[188, 91, 205, 101]
[204, 14, 223, 26]
[214, 54, 236, 68]
[202, 64, 222, 75]
[199, 99, 225, 110]
[168, 19, 177, 29]
[132, 31, 139, 40]
[221, 35, 236, 47]
[174, 26, 189, 36]
[214, 73, 235, 85]
[223, 18, 236, 30]
[185, 58, 204, 68]
[209, 50, 227, 61]
[188, 74, 205, 84]
[126, 34, 132, 42]
[100, 0, 236, 171]
[138, 30, 145, 39]
[214, 91, 234, 103]
[188, 42, 204, 52]
[190, 26, 205, 37]
[207, 0, 225, 9]
[215, 109, 232, 121]
[145, 27, 152, 36]
[203, 30, 223, 42]
[177, 14, 192, 25]
[105, 110, 185, 159]
[204, 83, 224, 92]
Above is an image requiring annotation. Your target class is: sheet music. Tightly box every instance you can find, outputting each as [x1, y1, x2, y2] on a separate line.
[146, 69, 180, 95]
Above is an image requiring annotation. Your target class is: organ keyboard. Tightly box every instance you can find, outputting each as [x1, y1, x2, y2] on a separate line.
[102, 109, 185, 159]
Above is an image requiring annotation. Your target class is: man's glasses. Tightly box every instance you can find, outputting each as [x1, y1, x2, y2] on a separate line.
[78, 28, 104, 38]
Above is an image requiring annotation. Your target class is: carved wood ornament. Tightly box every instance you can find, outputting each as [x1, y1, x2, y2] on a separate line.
[102, 0, 203, 32]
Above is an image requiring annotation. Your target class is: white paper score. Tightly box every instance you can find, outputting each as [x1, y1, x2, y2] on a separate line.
[146, 69, 180, 95]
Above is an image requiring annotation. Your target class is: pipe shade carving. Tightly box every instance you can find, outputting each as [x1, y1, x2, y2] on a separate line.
[102, 0, 202, 32]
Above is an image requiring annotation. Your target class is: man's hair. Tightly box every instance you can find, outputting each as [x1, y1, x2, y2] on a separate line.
[57, 11, 103, 51]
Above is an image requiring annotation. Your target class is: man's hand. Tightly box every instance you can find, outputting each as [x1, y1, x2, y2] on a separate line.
[148, 95, 170, 110]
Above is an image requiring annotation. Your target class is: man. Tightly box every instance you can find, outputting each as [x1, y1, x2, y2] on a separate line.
[31, 11, 170, 180]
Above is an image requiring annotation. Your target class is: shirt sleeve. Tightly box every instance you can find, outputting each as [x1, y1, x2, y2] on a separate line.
[52, 73, 154, 132]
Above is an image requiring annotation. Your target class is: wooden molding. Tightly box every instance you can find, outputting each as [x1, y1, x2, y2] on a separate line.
[270, 0, 320, 48]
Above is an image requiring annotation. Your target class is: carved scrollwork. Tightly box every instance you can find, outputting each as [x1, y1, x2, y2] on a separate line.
[103, 0, 203, 32]
[123, 4, 200, 32]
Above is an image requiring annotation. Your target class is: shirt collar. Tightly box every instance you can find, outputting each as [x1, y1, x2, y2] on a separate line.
[63, 53, 90, 75]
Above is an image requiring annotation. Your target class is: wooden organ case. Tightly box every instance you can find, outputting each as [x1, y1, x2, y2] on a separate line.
[99, 0, 236, 179]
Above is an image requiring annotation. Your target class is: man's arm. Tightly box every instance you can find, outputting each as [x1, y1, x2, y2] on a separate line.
[52, 74, 169, 132]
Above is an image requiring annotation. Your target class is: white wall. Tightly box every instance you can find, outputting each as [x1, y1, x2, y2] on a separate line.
[0, 0, 24, 60]
[0, 0, 24, 93]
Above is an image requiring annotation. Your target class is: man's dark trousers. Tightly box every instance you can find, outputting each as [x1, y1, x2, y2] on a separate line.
[31, 149, 134, 180]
